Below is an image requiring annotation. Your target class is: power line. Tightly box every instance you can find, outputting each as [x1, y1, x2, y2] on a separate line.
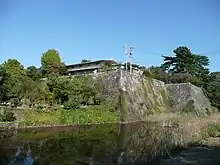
[136, 50, 220, 57]
[199, 51, 220, 56]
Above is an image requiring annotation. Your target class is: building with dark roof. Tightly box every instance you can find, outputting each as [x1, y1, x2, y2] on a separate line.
[66, 59, 117, 75]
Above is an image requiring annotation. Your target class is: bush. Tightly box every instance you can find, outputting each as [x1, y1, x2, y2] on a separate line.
[63, 100, 79, 110]
[143, 69, 153, 78]
[0, 111, 16, 122]
[169, 73, 192, 83]
[9, 98, 20, 108]
[19, 105, 118, 127]
[201, 124, 220, 138]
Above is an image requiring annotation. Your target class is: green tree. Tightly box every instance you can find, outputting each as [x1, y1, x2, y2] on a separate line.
[52, 77, 70, 104]
[26, 66, 42, 80]
[203, 72, 220, 109]
[161, 46, 210, 86]
[1, 59, 26, 103]
[35, 81, 51, 107]
[20, 76, 39, 107]
[100, 61, 115, 72]
[59, 62, 68, 75]
[144, 66, 169, 83]
[162, 46, 209, 76]
[0, 65, 5, 102]
[41, 49, 66, 75]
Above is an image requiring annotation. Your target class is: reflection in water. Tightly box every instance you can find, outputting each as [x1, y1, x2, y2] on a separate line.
[8, 145, 36, 165]
[0, 123, 187, 165]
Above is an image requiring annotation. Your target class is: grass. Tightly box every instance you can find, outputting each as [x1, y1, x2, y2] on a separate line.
[18, 105, 119, 127]
[192, 123, 220, 144]
[201, 124, 220, 138]
[120, 90, 127, 122]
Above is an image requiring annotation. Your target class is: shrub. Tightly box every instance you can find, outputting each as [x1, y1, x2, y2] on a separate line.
[0, 111, 16, 122]
[63, 100, 79, 110]
[143, 69, 153, 78]
[169, 73, 192, 83]
[9, 98, 20, 108]
[201, 124, 220, 138]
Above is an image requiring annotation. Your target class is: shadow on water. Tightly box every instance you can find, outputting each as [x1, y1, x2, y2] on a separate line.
[1, 122, 220, 165]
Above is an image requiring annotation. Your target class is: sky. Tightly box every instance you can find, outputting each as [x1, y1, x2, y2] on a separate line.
[0, 0, 220, 71]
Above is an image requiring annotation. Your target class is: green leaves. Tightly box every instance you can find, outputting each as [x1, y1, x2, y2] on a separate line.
[162, 46, 210, 77]
[144, 66, 169, 83]
[26, 66, 42, 80]
[41, 49, 66, 75]
[203, 72, 220, 109]
[160, 46, 220, 110]
[1, 59, 26, 102]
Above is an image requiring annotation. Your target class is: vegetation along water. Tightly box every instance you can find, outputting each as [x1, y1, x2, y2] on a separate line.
[1, 122, 220, 165]
[1, 46, 220, 164]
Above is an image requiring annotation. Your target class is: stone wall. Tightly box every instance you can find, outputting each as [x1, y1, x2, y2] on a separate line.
[93, 70, 169, 122]
[119, 71, 169, 122]
[166, 83, 214, 115]
[92, 70, 213, 122]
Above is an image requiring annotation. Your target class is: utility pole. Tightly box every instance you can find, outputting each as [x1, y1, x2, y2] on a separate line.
[123, 44, 129, 71]
[129, 46, 134, 73]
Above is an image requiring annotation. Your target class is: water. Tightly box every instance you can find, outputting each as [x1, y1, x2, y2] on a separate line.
[0, 122, 219, 165]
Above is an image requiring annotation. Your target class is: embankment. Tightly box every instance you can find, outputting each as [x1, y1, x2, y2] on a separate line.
[95, 70, 214, 122]
[1, 70, 217, 127]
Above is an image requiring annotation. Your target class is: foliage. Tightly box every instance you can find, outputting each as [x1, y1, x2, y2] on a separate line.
[9, 98, 20, 108]
[154, 46, 220, 110]
[19, 105, 118, 127]
[52, 76, 70, 104]
[61, 75, 105, 110]
[143, 69, 153, 78]
[0, 111, 16, 122]
[41, 49, 66, 75]
[168, 73, 192, 83]
[0, 49, 118, 125]
[0, 45, 220, 123]
[1, 59, 26, 102]
[58, 62, 68, 75]
[162, 46, 209, 77]
[144, 66, 169, 83]
[0, 65, 4, 102]
[26, 66, 42, 80]
[203, 72, 220, 109]
[100, 61, 115, 72]
[201, 124, 220, 138]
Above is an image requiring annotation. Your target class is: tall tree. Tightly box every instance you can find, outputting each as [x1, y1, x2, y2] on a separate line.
[162, 46, 209, 76]
[26, 66, 42, 80]
[203, 72, 220, 109]
[41, 49, 66, 74]
[0, 65, 5, 102]
[161, 46, 210, 86]
[145, 66, 169, 83]
[59, 62, 68, 75]
[1, 59, 26, 101]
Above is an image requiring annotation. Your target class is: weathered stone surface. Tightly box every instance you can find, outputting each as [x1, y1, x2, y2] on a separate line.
[119, 71, 169, 122]
[93, 70, 213, 122]
[166, 83, 214, 115]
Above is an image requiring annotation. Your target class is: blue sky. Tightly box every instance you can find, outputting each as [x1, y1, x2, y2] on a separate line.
[0, 0, 219, 71]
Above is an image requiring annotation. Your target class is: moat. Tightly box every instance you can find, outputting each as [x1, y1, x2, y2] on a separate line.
[1, 122, 220, 165]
